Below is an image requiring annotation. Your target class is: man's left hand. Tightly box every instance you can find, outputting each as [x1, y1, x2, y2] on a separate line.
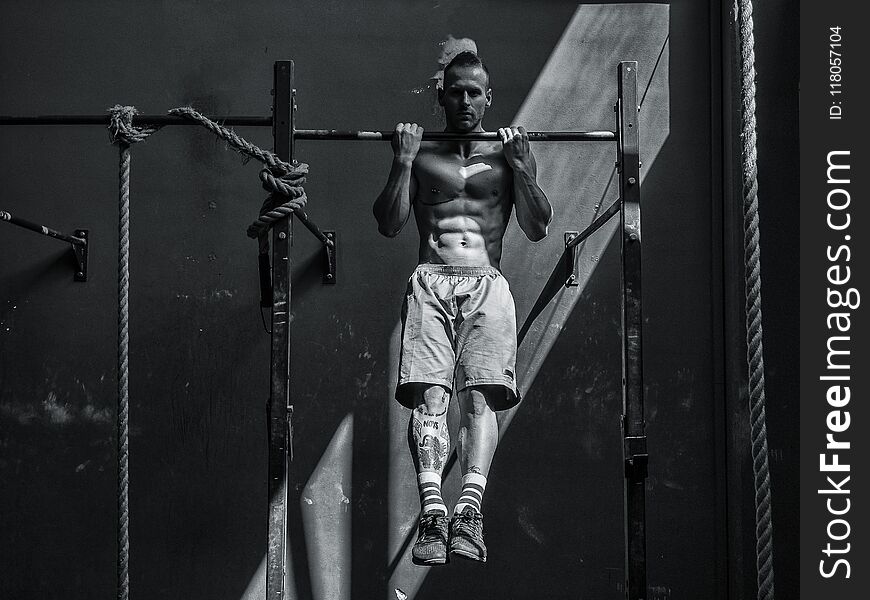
[499, 126, 532, 172]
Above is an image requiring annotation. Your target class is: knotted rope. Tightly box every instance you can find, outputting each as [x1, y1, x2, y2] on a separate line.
[249, 164, 308, 239]
[736, 2, 775, 599]
[107, 104, 161, 600]
[167, 106, 331, 246]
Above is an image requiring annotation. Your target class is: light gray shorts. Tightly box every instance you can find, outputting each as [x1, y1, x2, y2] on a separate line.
[395, 264, 519, 410]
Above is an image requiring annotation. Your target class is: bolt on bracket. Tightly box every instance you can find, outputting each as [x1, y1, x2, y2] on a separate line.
[73, 229, 89, 282]
[564, 231, 580, 287]
[322, 231, 337, 284]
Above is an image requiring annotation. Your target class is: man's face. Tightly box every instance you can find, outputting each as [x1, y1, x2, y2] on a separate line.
[439, 65, 492, 132]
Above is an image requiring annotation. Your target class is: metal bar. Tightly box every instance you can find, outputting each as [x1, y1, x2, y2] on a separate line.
[1, 209, 86, 245]
[266, 60, 293, 600]
[0, 118, 615, 141]
[618, 61, 648, 600]
[1, 211, 90, 282]
[294, 210, 334, 248]
[294, 129, 616, 142]
[565, 199, 621, 251]
[0, 115, 272, 127]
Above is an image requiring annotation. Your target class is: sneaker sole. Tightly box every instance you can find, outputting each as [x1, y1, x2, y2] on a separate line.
[411, 555, 449, 566]
[449, 547, 486, 563]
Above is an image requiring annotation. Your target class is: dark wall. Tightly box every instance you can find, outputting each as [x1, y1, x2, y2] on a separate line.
[0, 1, 799, 599]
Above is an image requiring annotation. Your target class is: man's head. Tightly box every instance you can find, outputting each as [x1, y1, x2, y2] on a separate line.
[439, 51, 492, 132]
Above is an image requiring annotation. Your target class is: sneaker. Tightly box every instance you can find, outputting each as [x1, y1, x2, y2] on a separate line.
[411, 511, 450, 566]
[449, 507, 487, 562]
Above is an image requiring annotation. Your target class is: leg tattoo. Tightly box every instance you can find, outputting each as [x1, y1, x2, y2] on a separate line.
[410, 388, 450, 515]
[413, 404, 449, 472]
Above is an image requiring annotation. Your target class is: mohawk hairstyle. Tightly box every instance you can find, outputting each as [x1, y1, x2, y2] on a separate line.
[443, 51, 491, 89]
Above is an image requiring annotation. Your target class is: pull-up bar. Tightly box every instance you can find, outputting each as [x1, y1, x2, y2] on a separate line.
[0, 115, 616, 142]
[294, 129, 616, 141]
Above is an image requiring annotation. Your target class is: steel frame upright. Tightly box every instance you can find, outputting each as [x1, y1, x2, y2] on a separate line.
[617, 61, 648, 600]
[266, 59, 294, 600]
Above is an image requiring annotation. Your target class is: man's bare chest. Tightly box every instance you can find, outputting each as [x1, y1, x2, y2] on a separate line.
[413, 152, 512, 206]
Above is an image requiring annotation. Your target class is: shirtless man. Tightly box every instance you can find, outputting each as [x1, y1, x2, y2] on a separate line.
[373, 51, 552, 565]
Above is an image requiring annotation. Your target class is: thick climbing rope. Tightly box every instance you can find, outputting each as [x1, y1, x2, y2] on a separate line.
[107, 105, 161, 600]
[736, 2, 775, 599]
[100, 104, 324, 598]
[166, 106, 331, 246]
[168, 106, 291, 170]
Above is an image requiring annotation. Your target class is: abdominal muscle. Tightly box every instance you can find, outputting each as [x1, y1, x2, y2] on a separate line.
[415, 208, 509, 268]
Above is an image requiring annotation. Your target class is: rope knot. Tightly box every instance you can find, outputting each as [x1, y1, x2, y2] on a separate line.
[246, 162, 310, 239]
[108, 105, 159, 145]
[259, 163, 308, 197]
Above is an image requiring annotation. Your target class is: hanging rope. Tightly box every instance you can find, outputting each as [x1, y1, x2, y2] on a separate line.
[166, 106, 332, 246]
[736, 2, 775, 599]
[107, 104, 161, 600]
[100, 103, 328, 598]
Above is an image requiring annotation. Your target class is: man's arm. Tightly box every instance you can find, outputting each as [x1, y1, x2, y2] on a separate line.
[499, 126, 552, 242]
[373, 123, 423, 237]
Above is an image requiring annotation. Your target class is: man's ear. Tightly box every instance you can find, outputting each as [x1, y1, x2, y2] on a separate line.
[486, 88, 492, 107]
[438, 87, 445, 106]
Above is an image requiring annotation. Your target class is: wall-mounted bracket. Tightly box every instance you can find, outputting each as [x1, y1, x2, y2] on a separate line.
[623, 434, 649, 480]
[73, 229, 89, 282]
[1, 210, 89, 282]
[564, 231, 580, 287]
[322, 231, 337, 284]
[562, 200, 622, 290]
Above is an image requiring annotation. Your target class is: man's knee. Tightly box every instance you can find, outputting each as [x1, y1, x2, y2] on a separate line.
[459, 386, 498, 417]
[414, 384, 450, 414]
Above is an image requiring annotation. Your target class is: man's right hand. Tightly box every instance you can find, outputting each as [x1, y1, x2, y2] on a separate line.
[392, 122, 424, 163]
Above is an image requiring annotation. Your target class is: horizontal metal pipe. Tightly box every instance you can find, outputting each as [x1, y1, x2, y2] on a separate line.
[294, 129, 617, 142]
[1, 210, 86, 246]
[0, 117, 616, 142]
[0, 115, 272, 127]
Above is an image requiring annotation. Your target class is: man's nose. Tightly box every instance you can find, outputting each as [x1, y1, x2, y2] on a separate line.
[460, 92, 471, 105]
